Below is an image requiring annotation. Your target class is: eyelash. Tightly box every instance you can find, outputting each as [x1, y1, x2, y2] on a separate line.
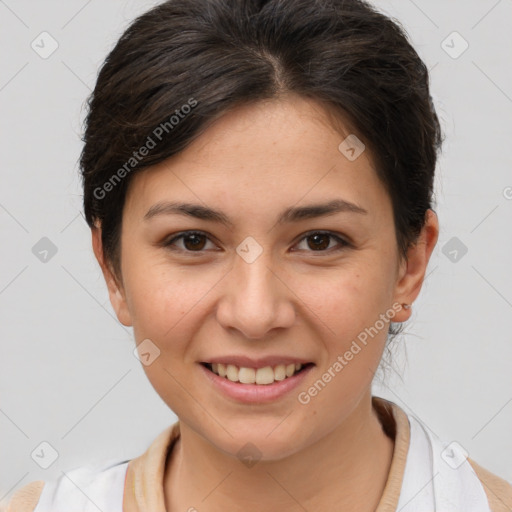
[162, 230, 351, 255]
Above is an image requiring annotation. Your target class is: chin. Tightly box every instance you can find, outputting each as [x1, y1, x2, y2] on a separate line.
[203, 417, 312, 464]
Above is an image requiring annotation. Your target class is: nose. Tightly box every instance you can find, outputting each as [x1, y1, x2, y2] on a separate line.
[215, 248, 296, 340]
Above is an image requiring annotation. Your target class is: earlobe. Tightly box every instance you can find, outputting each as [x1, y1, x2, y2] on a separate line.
[392, 209, 439, 322]
[91, 225, 133, 327]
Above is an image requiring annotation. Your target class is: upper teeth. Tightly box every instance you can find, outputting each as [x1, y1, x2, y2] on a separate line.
[211, 363, 303, 385]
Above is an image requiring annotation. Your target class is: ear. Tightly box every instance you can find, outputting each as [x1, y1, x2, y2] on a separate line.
[392, 209, 439, 323]
[91, 224, 133, 327]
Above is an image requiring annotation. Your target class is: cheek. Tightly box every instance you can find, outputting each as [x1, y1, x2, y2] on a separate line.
[124, 265, 188, 344]
[292, 262, 391, 378]
[293, 261, 390, 330]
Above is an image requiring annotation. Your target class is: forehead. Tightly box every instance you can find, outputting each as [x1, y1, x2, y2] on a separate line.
[123, 95, 389, 223]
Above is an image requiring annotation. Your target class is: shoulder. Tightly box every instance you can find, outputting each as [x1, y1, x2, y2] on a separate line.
[4, 480, 45, 512]
[2, 425, 179, 512]
[468, 458, 512, 512]
[4, 458, 129, 512]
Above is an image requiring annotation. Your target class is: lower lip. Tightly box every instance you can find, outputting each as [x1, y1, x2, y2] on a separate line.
[199, 363, 314, 404]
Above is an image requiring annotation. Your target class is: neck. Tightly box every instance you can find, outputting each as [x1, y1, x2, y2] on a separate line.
[164, 392, 394, 511]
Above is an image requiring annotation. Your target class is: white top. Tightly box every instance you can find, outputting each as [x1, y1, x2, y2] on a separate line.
[32, 458, 129, 512]
[32, 411, 491, 511]
[396, 413, 491, 511]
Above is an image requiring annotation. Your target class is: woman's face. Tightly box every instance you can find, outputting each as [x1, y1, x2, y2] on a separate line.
[96, 94, 435, 460]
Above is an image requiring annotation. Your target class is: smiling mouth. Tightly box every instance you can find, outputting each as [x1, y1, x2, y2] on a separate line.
[201, 362, 314, 385]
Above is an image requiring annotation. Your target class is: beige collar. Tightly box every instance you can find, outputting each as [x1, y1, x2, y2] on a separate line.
[124, 396, 410, 512]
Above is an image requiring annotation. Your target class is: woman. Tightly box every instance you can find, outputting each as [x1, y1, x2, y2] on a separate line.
[7, 0, 512, 510]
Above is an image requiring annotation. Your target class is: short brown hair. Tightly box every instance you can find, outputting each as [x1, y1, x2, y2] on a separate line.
[81, 0, 442, 292]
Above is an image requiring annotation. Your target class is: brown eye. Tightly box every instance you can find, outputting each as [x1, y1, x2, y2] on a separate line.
[164, 231, 214, 252]
[294, 231, 350, 253]
[306, 233, 331, 250]
[182, 233, 207, 250]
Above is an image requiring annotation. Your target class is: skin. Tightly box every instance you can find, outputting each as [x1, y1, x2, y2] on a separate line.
[92, 93, 439, 511]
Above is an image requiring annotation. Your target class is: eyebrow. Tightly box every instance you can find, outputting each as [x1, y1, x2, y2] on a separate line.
[143, 199, 368, 226]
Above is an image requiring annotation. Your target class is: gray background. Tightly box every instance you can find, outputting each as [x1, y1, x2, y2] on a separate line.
[1, 0, 511, 504]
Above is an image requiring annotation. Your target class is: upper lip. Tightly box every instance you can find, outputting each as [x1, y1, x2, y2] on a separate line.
[202, 356, 313, 368]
